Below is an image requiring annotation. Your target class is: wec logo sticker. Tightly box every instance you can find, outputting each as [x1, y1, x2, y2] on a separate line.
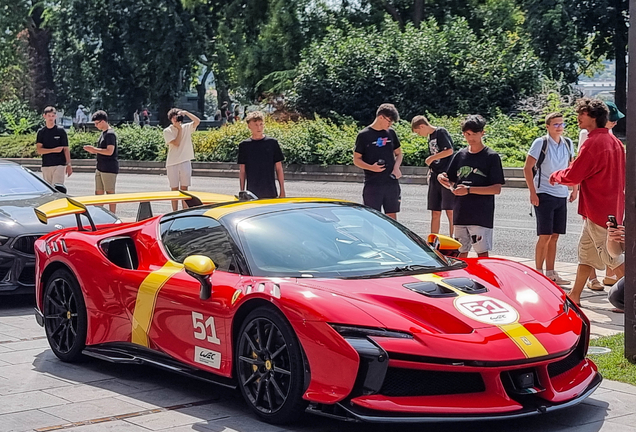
[194, 346, 221, 369]
[454, 295, 519, 325]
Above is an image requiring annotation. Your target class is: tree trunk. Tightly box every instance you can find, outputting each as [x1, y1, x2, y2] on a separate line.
[413, 0, 424, 28]
[613, 1, 628, 136]
[383, 2, 404, 30]
[158, 95, 174, 127]
[27, 6, 55, 113]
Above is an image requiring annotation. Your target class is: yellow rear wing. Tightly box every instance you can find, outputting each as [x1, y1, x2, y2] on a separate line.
[35, 190, 237, 227]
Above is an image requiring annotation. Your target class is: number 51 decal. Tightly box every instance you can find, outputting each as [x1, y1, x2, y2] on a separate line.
[192, 311, 221, 345]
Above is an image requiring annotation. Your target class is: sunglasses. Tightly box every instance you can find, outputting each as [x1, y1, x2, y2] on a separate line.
[551, 123, 567, 128]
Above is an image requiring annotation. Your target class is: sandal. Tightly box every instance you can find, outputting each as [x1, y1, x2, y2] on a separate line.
[611, 308, 624, 314]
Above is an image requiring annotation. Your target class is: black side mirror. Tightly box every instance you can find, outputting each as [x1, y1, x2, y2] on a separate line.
[54, 184, 67, 194]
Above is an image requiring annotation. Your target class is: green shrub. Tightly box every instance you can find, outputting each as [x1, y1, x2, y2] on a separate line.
[0, 134, 38, 157]
[0, 100, 42, 135]
[0, 112, 579, 168]
[292, 18, 541, 124]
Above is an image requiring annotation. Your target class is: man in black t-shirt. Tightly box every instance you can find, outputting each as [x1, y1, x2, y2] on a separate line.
[36, 106, 72, 186]
[237, 111, 285, 199]
[353, 103, 403, 220]
[83, 111, 119, 213]
[438, 115, 505, 257]
[412, 115, 455, 235]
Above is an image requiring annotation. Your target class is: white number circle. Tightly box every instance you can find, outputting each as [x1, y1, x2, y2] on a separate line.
[454, 295, 519, 325]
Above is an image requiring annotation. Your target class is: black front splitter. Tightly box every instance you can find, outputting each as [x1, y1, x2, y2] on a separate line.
[311, 372, 602, 423]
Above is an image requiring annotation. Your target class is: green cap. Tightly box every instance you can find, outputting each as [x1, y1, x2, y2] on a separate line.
[606, 101, 625, 122]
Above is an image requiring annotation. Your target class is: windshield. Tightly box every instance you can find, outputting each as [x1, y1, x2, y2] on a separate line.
[236, 205, 448, 278]
[0, 165, 53, 197]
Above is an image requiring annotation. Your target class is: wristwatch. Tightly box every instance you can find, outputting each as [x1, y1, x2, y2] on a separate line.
[467, 186, 471, 194]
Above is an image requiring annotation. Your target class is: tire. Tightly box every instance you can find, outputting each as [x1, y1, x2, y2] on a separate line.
[43, 269, 87, 362]
[235, 307, 308, 424]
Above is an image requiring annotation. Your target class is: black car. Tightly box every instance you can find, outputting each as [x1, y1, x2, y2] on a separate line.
[0, 160, 119, 294]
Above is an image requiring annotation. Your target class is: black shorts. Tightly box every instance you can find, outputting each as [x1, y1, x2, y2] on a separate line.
[363, 181, 401, 214]
[534, 193, 567, 235]
[427, 173, 455, 211]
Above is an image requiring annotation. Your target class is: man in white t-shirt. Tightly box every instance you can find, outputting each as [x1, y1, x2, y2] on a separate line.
[163, 108, 200, 210]
[75, 105, 88, 124]
[523, 112, 577, 286]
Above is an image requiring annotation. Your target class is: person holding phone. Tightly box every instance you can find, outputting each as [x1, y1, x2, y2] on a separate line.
[353, 104, 403, 220]
[163, 108, 200, 210]
[437, 115, 505, 258]
[606, 217, 625, 313]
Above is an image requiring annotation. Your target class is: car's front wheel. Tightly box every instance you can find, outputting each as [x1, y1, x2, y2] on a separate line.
[236, 307, 307, 424]
[43, 269, 87, 362]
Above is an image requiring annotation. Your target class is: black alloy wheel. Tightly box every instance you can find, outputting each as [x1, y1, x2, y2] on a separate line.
[43, 269, 87, 362]
[236, 307, 307, 424]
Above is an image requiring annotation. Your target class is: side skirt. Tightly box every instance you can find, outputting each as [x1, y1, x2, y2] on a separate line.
[83, 343, 237, 389]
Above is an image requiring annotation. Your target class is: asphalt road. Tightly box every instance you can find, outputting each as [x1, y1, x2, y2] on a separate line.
[61, 171, 583, 263]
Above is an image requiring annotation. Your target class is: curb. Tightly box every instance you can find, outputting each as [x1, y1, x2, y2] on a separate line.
[7, 158, 529, 188]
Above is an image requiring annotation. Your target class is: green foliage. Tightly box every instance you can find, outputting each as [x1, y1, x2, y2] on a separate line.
[0, 100, 42, 135]
[0, 107, 583, 168]
[292, 18, 541, 124]
[0, 134, 38, 157]
[588, 333, 636, 386]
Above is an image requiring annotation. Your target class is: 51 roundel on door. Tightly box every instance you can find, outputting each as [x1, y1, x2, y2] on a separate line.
[454, 295, 519, 325]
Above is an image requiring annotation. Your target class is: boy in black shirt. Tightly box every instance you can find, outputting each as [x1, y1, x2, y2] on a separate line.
[238, 111, 285, 199]
[412, 115, 455, 235]
[438, 115, 504, 257]
[83, 110, 119, 212]
[353, 103, 403, 220]
[36, 106, 72, 185]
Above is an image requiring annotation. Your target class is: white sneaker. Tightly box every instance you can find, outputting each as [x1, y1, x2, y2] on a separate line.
[548, 272, 571, 286]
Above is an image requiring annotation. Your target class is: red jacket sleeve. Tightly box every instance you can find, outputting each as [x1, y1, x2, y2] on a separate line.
[549, 144, 602, 186]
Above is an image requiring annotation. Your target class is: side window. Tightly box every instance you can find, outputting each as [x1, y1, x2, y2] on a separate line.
[161, 216, 239, 273]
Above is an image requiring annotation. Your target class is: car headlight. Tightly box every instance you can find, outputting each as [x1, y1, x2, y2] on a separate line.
[0, 235, 10, 246]
[329, 324, 413, 339]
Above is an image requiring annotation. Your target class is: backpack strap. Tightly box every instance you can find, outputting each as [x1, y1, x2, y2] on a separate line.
[564, 137, 573, 162]
[534, 136, 549, 188]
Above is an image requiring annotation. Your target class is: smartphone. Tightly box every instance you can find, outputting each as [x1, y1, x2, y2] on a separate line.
[608, 215, 618, 228]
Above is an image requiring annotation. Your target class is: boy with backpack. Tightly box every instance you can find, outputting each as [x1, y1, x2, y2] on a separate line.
[523, 112, 577, 286]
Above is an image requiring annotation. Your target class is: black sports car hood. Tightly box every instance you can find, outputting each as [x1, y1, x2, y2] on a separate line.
[0, 193, 118, 237]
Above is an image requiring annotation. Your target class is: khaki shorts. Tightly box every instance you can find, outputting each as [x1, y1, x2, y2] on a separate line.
[41, 165, 66, 185]
[578, 219, 624, 270]
[95, 170, 117, 192]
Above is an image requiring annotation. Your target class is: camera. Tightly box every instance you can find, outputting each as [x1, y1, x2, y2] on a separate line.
[176, 114, 184, 122]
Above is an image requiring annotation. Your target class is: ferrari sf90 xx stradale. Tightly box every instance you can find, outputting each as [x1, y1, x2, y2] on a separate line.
[33, 192, 600, 424]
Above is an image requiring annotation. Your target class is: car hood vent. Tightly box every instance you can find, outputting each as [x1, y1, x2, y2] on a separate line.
[403, 278, 488, 298]
[442, 277, 488, 294]
[403, 281, 457, 298]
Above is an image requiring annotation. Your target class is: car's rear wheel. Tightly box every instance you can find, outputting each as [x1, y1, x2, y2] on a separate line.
[43, 269, 87, 362]
[236, 307, 307, 424]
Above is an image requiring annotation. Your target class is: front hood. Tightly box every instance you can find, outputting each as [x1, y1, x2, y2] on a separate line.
[0, 193, 118, 237]
[296, 259, 564, 331]
[293, 258, 578, 362]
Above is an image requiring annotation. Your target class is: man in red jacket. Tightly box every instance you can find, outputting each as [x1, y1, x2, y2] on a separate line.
[550, 98, 625, 306]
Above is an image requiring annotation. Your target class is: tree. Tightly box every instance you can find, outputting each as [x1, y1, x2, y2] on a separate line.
[292, 18, 541, 123]
[0, 1, 57, 111]
[53, 0, 205, 125]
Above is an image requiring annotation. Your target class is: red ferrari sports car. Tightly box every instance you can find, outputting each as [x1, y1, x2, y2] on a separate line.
[33, 192, 601, 424]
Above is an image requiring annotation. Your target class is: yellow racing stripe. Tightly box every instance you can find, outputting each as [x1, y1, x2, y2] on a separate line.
[131, 261, 184, 347]
[412, 274, 548, 358]
[499, 323, 549, 358]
